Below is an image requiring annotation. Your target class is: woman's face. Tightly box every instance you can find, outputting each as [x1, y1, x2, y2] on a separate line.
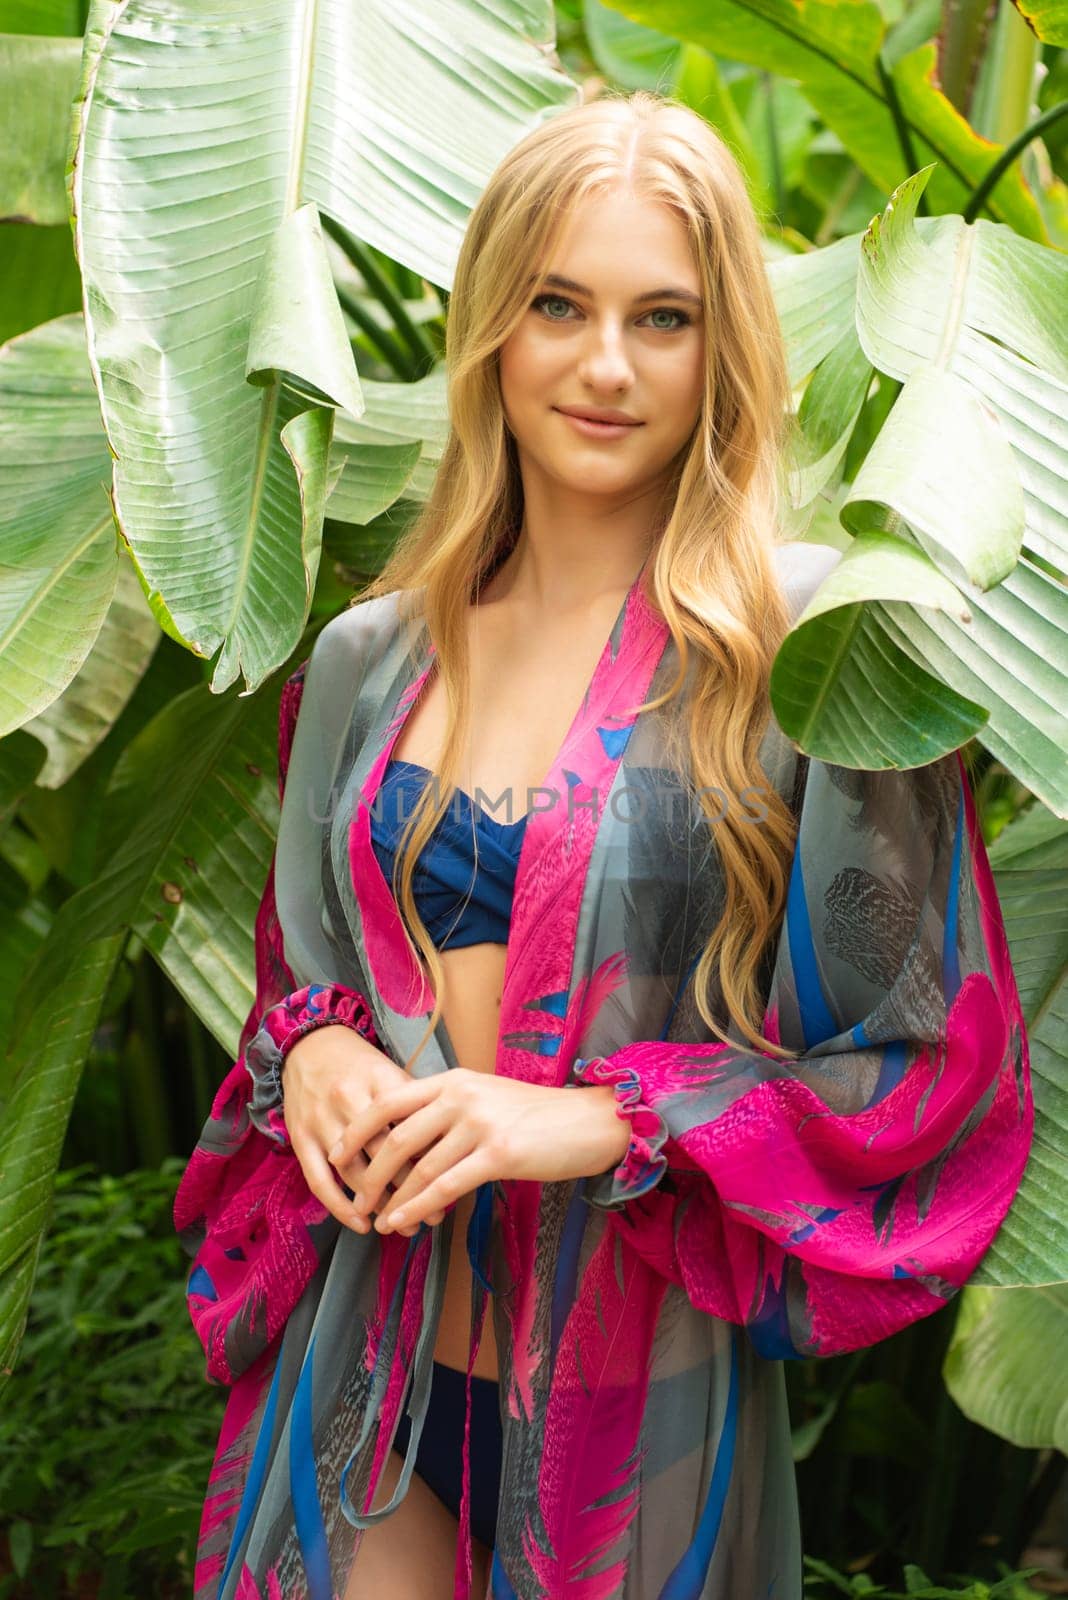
[498, 186, 706, 508]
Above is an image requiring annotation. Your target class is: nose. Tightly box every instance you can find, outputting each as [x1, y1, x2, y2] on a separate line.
[576, 315, 635, 393]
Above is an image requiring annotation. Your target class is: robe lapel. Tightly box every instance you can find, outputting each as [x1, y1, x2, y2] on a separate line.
[497, 573, 669, 1089]
[348, 662, 438, 1018]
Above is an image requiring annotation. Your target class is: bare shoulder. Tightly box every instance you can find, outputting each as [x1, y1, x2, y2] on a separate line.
[772, 540, 844, 625]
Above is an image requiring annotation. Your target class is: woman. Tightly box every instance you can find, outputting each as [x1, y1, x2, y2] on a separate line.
[174, 91, 1033, 1600]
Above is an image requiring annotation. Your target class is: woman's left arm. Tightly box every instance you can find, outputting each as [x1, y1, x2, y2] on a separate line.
[563, 748, 1034, 1359]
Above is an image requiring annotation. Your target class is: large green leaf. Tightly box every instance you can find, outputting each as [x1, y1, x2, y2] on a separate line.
[583, 0, 682, 89]
[0, 315, 117, 737]
[769, 232, 862, 387]
[943, 1284, 1068, 1449]
[0, 34, 81, 224]
[16, 631, 202, 887]
[851, 174, 1068, 812]
[770, 530, 987, 766]
[871, 564, 1068, 818]
[0, 930, 123, 1386]
[853, 169, 1068, 572]
[21, 560, 159, 788]
[11, 665, 289, 1058]
[107, 678, 288, 1054]
[72, 0, 578, 694]
[598, 0, 1062, 241]
[771, 171, 1068, 811]
[1013, 0, 1068, 45]
[0, 2, 83, 31]
[0, 223, 81, 346]
[841, 365, 1023, 590]
[327, 367, 449, 524]
[786, 326, 872, 508]
[970, 803, 1068, 1287]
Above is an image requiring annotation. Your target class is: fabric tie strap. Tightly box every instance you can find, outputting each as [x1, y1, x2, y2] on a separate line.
[454, 1180, 497, 1600]
[337, 1214, 450, 1529]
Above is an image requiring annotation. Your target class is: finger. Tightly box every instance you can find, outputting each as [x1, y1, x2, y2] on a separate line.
[333, 1128, 414, 1198]
[328, 1078, 440, 1170]
[374, 1125, 472, 1221]
[392, 1193, 449, 1238]
[290, 1133, 370, 1234]
[364, 1130, 421, 1195]
[328, 1130, 416, 1206]
[376, 1144, 490, 1234]
[306, 1130, 445, 1236]
[356, 1103, 451, 1217]
[406, 1210, 447, 1237]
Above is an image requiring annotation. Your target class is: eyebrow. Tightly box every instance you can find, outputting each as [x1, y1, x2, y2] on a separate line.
[538, 271, 704, 312]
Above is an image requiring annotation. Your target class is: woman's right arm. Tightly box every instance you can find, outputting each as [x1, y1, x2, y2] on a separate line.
[173, 649, 411, 1385]
[283, 1024, 448, 1238]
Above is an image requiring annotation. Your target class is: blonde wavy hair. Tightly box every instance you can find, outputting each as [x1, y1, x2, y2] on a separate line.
[355, 88, 801, 1061]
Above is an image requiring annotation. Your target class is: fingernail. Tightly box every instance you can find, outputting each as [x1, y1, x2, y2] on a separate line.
[328, 1141, 342, 1162]
[386, 1210, 404, 1227]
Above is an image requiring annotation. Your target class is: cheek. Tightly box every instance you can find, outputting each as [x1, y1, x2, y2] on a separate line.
[499, 329, 542, 393]
[660, 351, 704, 434]
[497, 338, 519, 390]
[498, 341, 533, 435]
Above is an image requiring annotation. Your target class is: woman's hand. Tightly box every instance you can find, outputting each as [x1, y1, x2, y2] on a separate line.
[282, 1026, 447, 1238]
[327, 1068, 632, 1233]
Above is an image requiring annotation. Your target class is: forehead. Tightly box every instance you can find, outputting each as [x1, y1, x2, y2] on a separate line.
[541, 189, 698, 288]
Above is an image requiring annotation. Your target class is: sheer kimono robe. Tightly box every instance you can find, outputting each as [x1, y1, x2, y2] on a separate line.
[174, 541, 1033, 1600]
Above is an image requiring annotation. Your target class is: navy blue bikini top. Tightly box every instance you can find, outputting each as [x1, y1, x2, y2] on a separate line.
[369, 759, 528, 950]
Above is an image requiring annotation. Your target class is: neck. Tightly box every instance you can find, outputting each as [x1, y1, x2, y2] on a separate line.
[487, 477, 666, 614]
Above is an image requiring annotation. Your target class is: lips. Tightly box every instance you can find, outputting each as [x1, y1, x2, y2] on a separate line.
[554, 407, 644, 441]
[554, 406, 641, 426]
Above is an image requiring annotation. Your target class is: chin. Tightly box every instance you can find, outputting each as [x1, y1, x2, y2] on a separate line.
[551, 465, 641, 495]
[554, 443, 648, 473]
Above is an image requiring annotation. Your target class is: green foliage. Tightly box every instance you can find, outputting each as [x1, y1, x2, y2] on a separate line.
[802, 1556, 1047, 1595]
[787, 1291, 1062, 1587]
[0, 1160, 223, 1599]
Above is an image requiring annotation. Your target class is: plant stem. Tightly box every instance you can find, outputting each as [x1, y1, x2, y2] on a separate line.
[963, 100, 1068, 222]
[323, 215, 438, 375]
[763, 73, 784, 221]
[334, 283, 416, 379]
[876, 54, 928, 217]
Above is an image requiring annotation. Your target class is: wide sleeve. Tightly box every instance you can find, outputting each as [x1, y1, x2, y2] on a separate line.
[172, 657, 379, 1387]
[567, 749, 1034, 1360]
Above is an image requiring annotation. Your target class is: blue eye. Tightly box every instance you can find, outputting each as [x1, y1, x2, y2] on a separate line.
[532, 294, 575, 320]
[643, 307, 691, 331]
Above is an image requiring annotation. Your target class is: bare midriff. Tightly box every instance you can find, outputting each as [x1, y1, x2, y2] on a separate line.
[422, 939, 508, 1381]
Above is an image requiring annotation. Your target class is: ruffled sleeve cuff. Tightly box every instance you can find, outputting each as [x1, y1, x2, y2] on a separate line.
[244, 983, 378, 1148]
[568, 1054, 670, 1212]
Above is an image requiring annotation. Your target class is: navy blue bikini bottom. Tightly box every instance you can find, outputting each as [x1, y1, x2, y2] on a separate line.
[392, 1360, 503, 1550]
